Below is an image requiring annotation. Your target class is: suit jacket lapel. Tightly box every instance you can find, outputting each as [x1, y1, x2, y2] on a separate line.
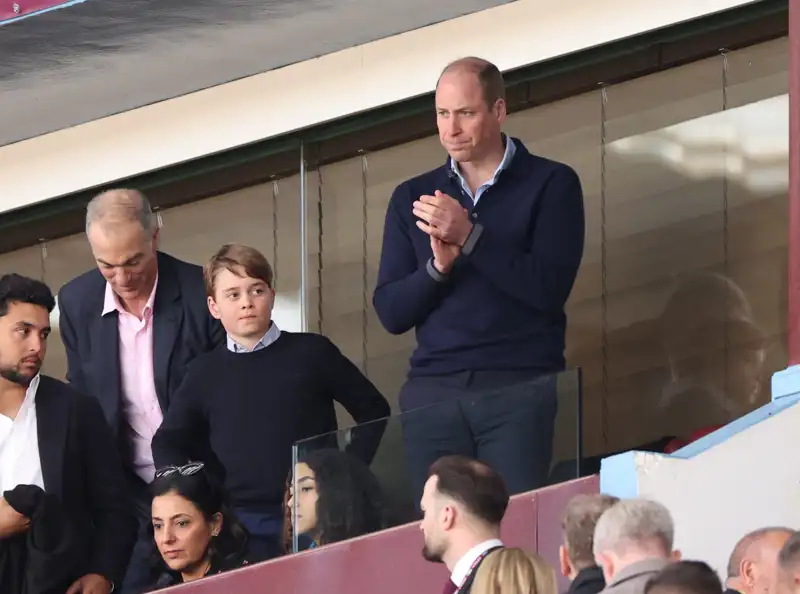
[35, 379, 67, 496]
[153, 254, 182, 412]
[93, 306, 123, 430]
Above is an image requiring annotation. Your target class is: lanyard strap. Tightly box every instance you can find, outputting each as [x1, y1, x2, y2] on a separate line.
[455, 548, 497, 593]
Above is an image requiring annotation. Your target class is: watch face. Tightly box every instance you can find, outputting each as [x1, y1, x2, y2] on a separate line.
[1, 1, 74, 24]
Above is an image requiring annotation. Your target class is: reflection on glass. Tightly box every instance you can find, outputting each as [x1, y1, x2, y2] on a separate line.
[656, 272, 768, 448]
[608, 96, 789, 194]
[287, 449, 388, 552]
[599, 45, 788, 454]
[290, 369, 582, 552]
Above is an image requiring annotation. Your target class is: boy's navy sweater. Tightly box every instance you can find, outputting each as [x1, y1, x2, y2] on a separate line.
[151, 332, 390, 512]
[373, 138, 585, 376]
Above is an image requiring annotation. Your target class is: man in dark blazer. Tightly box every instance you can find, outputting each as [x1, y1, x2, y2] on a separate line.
[419, 456, 507, 594]
[0, 273, 136, 594]
[57, 189, 225, 593]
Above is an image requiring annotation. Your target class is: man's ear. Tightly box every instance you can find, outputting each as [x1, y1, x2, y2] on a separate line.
[671, 550, 683, 562]
[559, 545, 572, 578]
[207, 296, 222, 320]
[742, 559, 756, 588]
[596, 552, 614, 584]
[441, 504, 456, 532]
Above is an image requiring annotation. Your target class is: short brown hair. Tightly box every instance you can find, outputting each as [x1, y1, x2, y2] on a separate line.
[204, 244, 274, 297]
[439, 57, 506, 108]
[428, 456, 508, 527]
[562, 494, 619, 570]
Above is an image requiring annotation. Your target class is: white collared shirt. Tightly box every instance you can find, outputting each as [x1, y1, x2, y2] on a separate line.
[227, 322, 282, 353]
[450, 538, 504, 589]
[0, 375, 44, 493]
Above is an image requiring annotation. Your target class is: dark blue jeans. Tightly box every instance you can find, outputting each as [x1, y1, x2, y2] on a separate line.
[235, 508, 283, 561]
[399, 369, 558, 504]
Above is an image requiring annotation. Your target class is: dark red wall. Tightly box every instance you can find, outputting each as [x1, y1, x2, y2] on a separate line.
[166, 476, 599, 593]
[0, 1, 72, 22]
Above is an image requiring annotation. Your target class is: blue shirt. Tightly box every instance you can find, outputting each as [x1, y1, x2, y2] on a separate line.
[227, 322, 281, 353]
[450, 134, 517, 204]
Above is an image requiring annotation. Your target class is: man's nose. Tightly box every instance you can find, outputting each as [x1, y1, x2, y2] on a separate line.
[447, 116, 462, 136]
[27, 335, 45, 356]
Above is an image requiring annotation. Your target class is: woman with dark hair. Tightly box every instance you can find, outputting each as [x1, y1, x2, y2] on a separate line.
[286, 449, 387, 550]
[147, 462, 251, 590]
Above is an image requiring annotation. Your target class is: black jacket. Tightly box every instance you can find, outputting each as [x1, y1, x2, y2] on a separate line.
[567, 566, 606, 594]
[0, 484, 83, 594]
[18, 377, 138, 587]
[57, 252, 225, 471]
[149, 552, 253, 591]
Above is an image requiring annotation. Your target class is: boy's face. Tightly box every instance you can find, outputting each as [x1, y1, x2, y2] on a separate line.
[207, 267, 274, 345]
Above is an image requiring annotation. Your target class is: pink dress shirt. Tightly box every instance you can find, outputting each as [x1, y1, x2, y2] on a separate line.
[103, 277, 163, 483]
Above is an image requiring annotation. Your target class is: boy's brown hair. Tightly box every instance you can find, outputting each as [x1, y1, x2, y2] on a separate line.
[204, 244, 274, 298]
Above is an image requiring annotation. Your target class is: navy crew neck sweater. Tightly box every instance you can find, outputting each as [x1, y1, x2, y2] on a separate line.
[373, 138, 585, 376]
[151, 332, 390, 511]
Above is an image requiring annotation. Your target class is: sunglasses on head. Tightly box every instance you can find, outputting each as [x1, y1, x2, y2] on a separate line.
[154, 461, 205, 479]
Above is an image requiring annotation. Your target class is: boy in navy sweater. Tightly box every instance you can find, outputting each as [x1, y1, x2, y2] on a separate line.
[152, 244, 390, 559]
[373, 57, 585, 499]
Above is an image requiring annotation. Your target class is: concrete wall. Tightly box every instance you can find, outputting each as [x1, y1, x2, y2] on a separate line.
[600, 381, 800, 577]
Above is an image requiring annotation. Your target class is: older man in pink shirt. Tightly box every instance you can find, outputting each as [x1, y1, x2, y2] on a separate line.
[58, 189, 225, 594]
[102, 275, 162, 483]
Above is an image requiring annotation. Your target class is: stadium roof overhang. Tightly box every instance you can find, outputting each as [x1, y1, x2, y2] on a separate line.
[0, 0, 787, 253]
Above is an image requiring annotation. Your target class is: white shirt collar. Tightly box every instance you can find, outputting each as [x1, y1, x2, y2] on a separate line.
[450, 539, 504, 587]
[227, 322, 281, 353]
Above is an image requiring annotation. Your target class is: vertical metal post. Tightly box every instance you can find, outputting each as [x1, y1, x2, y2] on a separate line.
[299, 141, 309, 332]
[788, 2, 800, 364]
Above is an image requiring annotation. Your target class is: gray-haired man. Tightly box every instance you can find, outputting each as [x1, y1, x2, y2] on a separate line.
[593, 499, 678, 594]
[58, 189, 225, 593]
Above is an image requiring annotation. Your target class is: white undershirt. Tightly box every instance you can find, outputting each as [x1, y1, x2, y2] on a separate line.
[0, 375, 44, 493]
[450, 538, 505, 588]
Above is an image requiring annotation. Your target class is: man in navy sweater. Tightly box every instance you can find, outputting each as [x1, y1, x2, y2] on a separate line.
[373, 57, 585, 499]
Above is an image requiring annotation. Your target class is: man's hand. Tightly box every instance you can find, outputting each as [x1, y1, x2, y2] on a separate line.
[431, 236, 460, 275]
[66, 574, 112, 594]
[413, 191, 473, 247]
[0, 497, 29, 539]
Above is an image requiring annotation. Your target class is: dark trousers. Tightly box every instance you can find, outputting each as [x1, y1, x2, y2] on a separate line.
[234, 509, 283, 561]
[119, 481, 157, 594]
[399, 369, 558, 502]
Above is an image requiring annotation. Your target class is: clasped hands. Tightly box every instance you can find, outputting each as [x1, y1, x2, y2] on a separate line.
[413, 191, 473, 274]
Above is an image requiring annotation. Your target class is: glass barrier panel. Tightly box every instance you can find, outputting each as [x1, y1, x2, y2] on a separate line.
[290, 368, 582, 552]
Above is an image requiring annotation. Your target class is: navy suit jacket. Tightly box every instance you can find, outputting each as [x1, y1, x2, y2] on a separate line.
[35, 375, 138, 586]
[57, 252, 225, 461]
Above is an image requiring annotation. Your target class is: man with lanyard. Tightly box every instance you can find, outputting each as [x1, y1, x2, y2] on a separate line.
[419, 456, 508, 594]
